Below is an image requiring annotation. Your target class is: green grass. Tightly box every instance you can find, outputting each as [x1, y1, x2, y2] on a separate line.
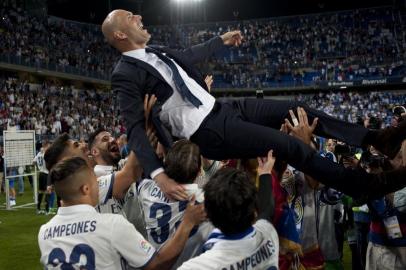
[0, 178, 353, 269]
[0, 177, 52, 270]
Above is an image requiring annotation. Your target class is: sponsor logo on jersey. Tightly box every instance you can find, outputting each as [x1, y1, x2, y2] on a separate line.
[140, 240, 153, 254]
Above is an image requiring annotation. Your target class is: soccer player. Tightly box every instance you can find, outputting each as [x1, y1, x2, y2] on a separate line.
[138, 140, 214, 269]
[88, 128, 147, 236]
[33, 141, 51, 214]
[88, 128, 126, 214]
[179, 150, 279, 270]
[44, 133, 140, 209]
[38, 157, 206, 269]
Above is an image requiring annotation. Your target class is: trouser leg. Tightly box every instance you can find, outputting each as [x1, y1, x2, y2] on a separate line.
[236, 98, 369, 147]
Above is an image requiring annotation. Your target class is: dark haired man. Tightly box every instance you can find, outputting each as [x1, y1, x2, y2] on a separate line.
[88, 128, 147, 236]
[38, 157, 206, 270]
[179, 150, 278, 269]
[44, 133, 140, 208]
[138, 139, 213, 269]
[87, 128, 122, 177]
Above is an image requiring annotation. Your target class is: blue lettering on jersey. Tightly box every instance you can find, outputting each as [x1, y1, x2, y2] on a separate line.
[44, 220, 97, 240]
[149, 200, 198, 245]
[221, 240, 276, 270]
[48, 243, 95, 269]
[150, 187, 170, 203]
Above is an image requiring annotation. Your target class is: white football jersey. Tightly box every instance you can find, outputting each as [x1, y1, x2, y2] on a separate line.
[137, 179, 213, 269]
[122, 183, 148, 238]
[38, 204, 156, 270]
[97, 173, 115, 207]
[178, 219, 279, 270]
[33, 151, 48, 174]
[94, 165, 126, 215]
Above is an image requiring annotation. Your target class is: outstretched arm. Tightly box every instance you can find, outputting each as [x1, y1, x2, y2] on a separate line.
[180, 31, 242, 64]
[257, 150, 276, 221]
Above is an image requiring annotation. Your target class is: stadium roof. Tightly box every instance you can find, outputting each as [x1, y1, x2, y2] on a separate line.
[47, 0, 400, 26]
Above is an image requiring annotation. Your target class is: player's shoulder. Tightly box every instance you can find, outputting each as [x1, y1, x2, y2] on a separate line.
[254, 219, 278, 237]
[137, 178, 155, 192]
[37, 215, 61, 241]
[178, 250, 222, 270]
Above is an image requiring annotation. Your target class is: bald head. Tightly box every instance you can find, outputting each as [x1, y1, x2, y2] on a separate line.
[102, 10, 121, 46]
[102, 9, 151, 52]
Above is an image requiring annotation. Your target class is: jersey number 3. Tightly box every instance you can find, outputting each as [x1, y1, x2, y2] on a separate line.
[149, 201, 197, 244]
[48, 244, 95, 269]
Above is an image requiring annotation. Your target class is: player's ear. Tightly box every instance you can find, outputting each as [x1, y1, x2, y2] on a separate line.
[114, 31, 127, 40]
[91, 148, 98, 157]
[80, 183, 91, 196]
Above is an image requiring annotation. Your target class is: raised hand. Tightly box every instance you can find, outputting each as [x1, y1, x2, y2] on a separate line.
[257, 150, 276, 176]
[182, 195, 207, 227]
[144, 94, 157, 130]
[204, 75, 213, 92]
[285, 107, 318, 145]
[155, 172, 188, 201]
[221, 30, 243, 47]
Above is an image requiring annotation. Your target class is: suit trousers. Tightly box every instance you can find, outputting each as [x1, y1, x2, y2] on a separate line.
[190, 98, 399, 200]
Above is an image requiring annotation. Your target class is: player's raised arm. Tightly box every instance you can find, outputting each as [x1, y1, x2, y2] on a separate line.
[113, 151, 142, 199]
[257, 150, 276, 221]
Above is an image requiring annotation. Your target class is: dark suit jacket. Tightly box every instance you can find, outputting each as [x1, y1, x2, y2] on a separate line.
[111, 36, 226, 176]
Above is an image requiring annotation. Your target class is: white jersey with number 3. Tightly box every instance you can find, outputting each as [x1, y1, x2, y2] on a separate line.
[33, 151, 48, 174]
[38, 204, 156, 270]
[137, 179, 213, 269]
[178, 219, 279, 270]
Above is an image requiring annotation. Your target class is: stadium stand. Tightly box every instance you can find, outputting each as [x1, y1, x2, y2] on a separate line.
[1, 2, 405, 89]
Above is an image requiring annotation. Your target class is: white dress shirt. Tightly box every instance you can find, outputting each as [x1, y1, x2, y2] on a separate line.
[123, 48, 215, 138]
[123, 48, 216, 178]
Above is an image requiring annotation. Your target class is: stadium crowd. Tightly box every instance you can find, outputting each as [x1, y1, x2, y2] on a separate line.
[1, 0, 406, 88]
[0, 78, 121, 141]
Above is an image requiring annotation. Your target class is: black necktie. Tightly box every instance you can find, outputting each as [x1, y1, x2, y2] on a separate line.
[146, 47, 202, 108]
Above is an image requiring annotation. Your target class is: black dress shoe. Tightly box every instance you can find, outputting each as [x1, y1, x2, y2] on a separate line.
[373, 120, 406, 159]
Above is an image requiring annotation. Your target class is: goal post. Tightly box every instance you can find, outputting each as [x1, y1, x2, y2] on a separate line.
[3, 130, 37, 210]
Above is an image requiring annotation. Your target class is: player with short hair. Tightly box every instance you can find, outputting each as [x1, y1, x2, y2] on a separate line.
[88, 128, 147, 236]
[38, 156, 206, 270]
[179, 150, 279, 270]
[138, 139, 214, 269]
[33, 141, 51, 214]
[44, 133, 141, 209]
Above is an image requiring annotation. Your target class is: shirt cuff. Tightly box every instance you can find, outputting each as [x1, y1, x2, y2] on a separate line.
[150, 167, 164, 179]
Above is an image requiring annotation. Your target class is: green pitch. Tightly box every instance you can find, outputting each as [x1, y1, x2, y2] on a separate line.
[0, 177, 52, 270]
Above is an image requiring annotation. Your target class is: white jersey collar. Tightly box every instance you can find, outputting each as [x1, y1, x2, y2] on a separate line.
[94, 165, 114, 177]
[57, 204, 97, 215]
